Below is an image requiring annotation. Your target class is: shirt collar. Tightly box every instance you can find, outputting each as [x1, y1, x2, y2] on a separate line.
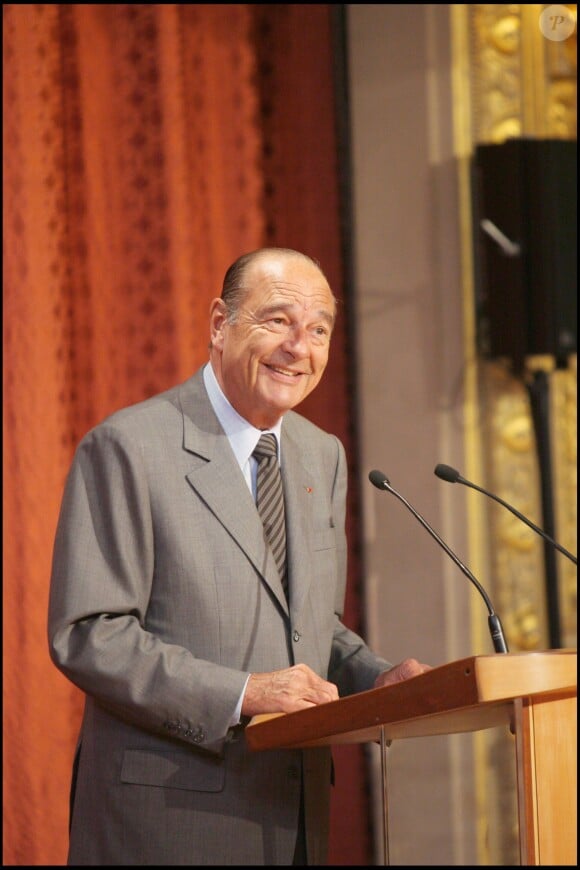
[203, 363, 283, 468]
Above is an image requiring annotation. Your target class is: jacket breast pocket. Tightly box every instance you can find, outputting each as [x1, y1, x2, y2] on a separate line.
[121, 748, 225, 793]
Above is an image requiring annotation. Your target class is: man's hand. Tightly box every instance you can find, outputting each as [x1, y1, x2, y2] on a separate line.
[373, 657, 432, 689]
[242, 663, 339, 716]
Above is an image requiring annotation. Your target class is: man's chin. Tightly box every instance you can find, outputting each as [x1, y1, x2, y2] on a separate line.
[259, 389, 306, 419]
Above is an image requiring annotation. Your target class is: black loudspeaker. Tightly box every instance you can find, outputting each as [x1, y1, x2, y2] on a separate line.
[472, 138, 577, 372]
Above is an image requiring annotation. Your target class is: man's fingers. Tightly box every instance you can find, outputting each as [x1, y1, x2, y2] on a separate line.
[242, 664, 338, 716]
[373, 658, 432, 689]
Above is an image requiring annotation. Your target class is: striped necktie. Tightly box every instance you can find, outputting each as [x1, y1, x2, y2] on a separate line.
[252, 433, 287, 597]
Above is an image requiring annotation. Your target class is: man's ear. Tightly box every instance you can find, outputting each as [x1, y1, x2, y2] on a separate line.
[209, 298, 228, 350]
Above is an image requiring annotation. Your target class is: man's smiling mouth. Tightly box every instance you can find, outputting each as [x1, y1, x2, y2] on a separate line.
[265, 364, 306, 377]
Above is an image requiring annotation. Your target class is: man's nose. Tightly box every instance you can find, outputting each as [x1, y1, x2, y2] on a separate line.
[282, 325, 309, 354]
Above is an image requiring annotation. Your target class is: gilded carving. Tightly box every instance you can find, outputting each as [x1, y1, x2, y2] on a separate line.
[550, 358, 577, 648]
[465, 0, 576, 654]
[469, 5, 523, 143]
[545, 8, 578, 134]
[469, 4, 576, 141]
[483, 361, 549, 653]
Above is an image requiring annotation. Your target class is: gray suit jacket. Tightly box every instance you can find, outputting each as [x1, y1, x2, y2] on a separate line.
[48, 368, 391, 865]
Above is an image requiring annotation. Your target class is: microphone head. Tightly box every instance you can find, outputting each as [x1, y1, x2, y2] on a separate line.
[434, 463, 460, 483]
[369, 469, 390, 489]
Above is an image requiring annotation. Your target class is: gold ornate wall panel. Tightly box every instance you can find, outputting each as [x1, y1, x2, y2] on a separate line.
[457, 4, 577, 649]
[469, 4, 526, 143]
[469, 3, 577, 142]
[481, 361, 551, 651]
[466, 2, 577, 652]
[550, 356, 578, 648]
[453, 4, 576, 864]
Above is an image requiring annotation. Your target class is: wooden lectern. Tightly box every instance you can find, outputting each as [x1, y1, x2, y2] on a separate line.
[246, 650, 577, 866]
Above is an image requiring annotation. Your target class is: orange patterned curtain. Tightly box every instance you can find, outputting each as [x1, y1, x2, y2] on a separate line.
[3, 4, 369, 864]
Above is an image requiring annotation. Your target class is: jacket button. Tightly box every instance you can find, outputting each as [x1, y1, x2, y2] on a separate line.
[293, 630, 301, 642]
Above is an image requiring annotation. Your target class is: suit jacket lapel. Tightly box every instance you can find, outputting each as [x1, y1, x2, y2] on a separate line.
[178, 372, 289, 613]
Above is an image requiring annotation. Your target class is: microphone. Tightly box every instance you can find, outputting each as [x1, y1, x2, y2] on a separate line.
[434, 464, 577, 565]
[369, 469, 509, 653]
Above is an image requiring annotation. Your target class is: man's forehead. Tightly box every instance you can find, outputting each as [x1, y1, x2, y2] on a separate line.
[252, 258, 333, 294]
[252, 283, 336, 319]
[265, 279, 332, 300]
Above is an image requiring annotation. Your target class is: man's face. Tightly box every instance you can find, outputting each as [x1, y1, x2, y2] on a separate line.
[210, 255, 336, 429]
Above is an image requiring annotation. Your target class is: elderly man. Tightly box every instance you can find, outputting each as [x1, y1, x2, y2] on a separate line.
[49, 247, 428, 865]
